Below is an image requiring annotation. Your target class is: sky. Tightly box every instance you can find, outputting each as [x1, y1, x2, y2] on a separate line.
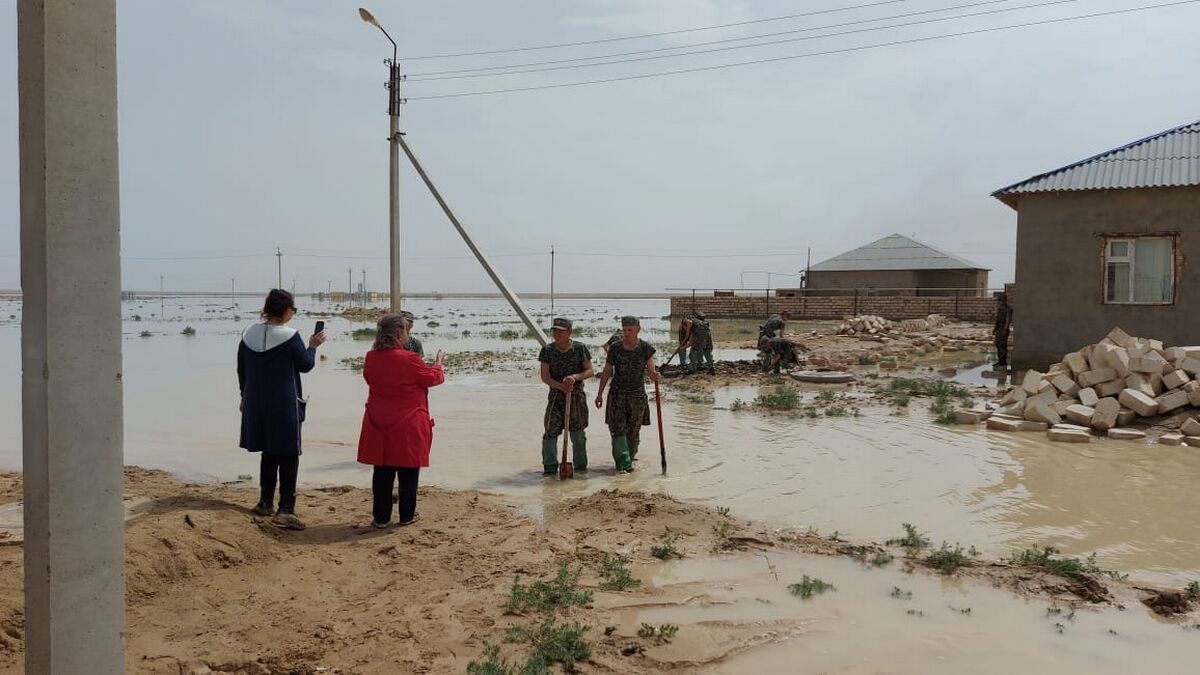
[3, 0, 1199, 294]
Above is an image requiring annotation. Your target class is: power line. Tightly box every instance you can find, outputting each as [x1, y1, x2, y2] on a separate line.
[407, 0, 1017, 80]
[406, 0, 1199, 100]
[398, 0, 912, 60]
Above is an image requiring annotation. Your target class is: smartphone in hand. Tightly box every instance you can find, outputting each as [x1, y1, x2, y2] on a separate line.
[314, 320, 325, 336]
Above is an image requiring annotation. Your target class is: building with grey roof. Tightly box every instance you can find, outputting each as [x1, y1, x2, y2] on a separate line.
[993, 119, 1200, 368]
[802, 233, 989, 296]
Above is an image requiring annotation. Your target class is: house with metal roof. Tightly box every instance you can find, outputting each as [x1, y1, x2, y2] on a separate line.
[804, 233, 990, 296]
[993, 119, 1200, 368]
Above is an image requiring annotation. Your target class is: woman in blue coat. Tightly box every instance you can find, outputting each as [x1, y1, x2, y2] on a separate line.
[238, 289, 326, 530]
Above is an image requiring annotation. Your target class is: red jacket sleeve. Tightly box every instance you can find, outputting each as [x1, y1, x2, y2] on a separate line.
[403, 350, 445, 388]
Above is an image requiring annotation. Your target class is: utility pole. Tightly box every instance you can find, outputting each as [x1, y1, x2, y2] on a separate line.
[231, 278, 235, 308]
[397, 135, 548, 346]
[359, 8, 402, 313]
[348, 267, 353, 304]
[550, 244, 555, 318]
[291, 279, 296, 294]
[159, 275, 164, 318]
[805, 247, 812, 289]
[276, 247, 282, 289]
[362, 269, 367, 307]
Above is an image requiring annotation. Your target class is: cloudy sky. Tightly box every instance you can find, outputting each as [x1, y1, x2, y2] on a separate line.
[3, 0, 1198, 294]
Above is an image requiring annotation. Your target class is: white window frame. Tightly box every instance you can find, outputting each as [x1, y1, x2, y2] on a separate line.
[1102, 235, 1176, 305]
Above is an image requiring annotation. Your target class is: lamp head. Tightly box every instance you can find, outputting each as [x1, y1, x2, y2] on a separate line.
[358, 8, 380, 27]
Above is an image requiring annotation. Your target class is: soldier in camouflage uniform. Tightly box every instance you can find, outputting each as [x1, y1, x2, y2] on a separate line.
[687, 311, 715, 375]
[761, 311, 788, 339]
[594, 316, 660, 472]
[759, 335, 799, 373]
[400, 310, 424, 357]
[538, 317, 594, 475]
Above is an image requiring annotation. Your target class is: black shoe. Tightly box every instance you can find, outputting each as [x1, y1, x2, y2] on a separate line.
[251, 501, 273, 516]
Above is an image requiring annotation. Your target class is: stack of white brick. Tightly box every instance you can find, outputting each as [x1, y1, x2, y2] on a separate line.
[836, 315, 893, 336]
[985, 327, 1200, 445]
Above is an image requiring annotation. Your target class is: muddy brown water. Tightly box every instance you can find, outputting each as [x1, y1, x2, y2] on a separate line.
[621, 553, 1198, 674]
[0, 297, 1198, 670]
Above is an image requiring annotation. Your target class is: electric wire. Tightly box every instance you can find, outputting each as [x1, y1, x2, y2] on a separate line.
[397, 0, 912, 60]
[407, 0, 1018, 80]
[405, 0, 1199, 100]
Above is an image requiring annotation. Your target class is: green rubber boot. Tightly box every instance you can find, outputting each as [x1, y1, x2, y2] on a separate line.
[569, 429, 588, 471]
[541, 436, 559, 475]
[629, 438, 640, 462]
[611, 436, 633, 472]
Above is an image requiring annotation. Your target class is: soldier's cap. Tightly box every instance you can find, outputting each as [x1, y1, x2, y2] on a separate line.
[620, 315, 640, 327]
[551, 317, 572, 331]
[693, 310, 706, 320]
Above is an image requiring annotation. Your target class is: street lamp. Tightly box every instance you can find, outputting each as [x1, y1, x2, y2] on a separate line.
[359, 7, 403, 312]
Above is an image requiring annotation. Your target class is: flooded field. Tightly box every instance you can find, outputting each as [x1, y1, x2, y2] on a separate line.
[0, 295, 1197, 592]
[2, 295, 1199, 670]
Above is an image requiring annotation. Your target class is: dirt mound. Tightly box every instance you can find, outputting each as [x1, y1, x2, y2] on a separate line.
[0, 470, 1192, 672]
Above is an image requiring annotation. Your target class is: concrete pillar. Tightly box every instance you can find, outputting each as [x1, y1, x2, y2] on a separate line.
[18, 1, 125, 672]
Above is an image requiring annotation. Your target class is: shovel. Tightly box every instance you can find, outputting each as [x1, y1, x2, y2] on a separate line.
[654, 379, 667, 475]
[559, 389, 574, 480]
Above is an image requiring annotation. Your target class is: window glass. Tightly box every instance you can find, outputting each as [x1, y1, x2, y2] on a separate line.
[1133, 238, 1173, 303]
[1109, 241, 1130, 258]
[1106, 261, 1131, 303]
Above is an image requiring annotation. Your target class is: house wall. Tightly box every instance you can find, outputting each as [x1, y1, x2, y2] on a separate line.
[669, 294, 998, 321]
[807, 269, 919, 291]
[1011, 186, 1200, 368]
[915, 269, 989, 295]
[807, 269, 988, 295]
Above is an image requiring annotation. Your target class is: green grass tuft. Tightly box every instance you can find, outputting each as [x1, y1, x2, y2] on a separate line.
[650, 533, 682, 560]
[754, 387, 801, 410]
[599, 555, 642, 591]
[788, 576, 836, 599]
[886, 523, 931, 550]
[505, 564, 593, 614]
[926, 543, 972, 574]
[504, 617, 591, 672]
[1010, 546, 1124, 582]
[466, 642, 518, 675]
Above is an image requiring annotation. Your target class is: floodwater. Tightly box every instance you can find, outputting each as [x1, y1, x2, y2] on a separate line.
[0, 296, 1198, 593]
[621, 553, 1199, 674]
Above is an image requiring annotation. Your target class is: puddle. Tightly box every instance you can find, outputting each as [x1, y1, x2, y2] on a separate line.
[619, 553, 1197, 674]
[0, 297, 1198, 586]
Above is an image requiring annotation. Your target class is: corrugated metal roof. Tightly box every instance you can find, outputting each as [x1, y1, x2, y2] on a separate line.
[993, 120, 1200, 208]
[809, 234, 987, 272]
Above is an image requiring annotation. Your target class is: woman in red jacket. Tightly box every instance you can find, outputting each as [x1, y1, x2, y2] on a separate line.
[358, 313, 445, 528]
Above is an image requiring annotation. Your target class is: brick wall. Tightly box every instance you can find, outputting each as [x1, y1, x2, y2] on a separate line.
[669, 294, 998, 322]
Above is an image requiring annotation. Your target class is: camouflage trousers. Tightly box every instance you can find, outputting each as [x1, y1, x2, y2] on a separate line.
[543, 388, 589, 437]
[604, 388, 650, 442]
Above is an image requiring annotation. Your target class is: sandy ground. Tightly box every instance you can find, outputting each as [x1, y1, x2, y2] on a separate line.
[0, 468, 1194, 674]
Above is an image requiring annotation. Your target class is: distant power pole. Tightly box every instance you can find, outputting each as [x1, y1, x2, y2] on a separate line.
[361, 269, 367, 307]
[348, 267, 353, 303]
[159, 275, 164, 318]
[805, 247, 812, 289]
[276, 248, 283, 289]
[550, 244, 555, 318]
[231, 278, 236, 308]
